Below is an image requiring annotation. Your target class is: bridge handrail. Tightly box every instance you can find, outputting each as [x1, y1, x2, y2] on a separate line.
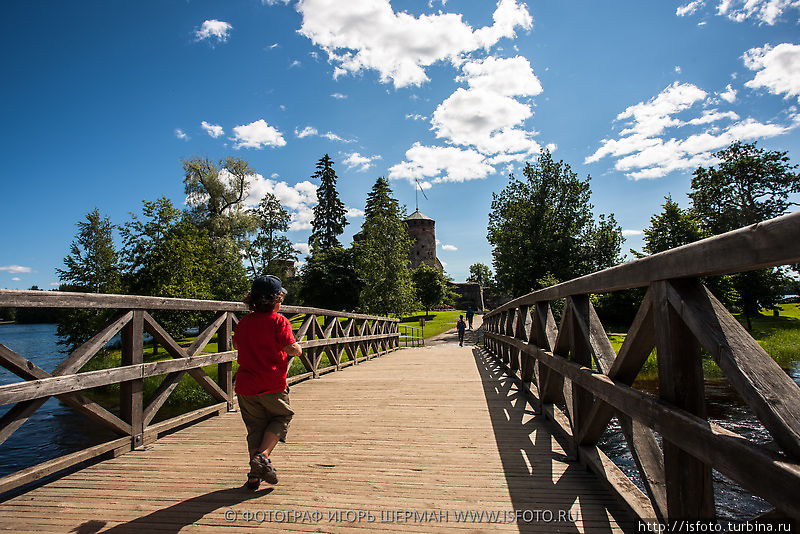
[482, 211, 800, 523]
[0, 293, 399, 495]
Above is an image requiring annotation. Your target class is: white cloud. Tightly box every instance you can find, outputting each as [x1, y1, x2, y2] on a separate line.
[200, 121, 224, 138]
[432, 87, 540, 155]
[343, 152, 382, 171]
[297, 0, 532, 88]
[262, 0, 290, 4]
[289, 60, 301, 68]
[330, 93, 347, 99]
[457, 55, 542, 97]
[295, 125, 353, 142]
[293, 242, 311, 256]
[346, 208, 365, 218]
[245, 175, 317, 230]
[744, 43, 800, 102]
[587, 82, 796, 179]
[389, 143, 495, 184]
[174, 128, 189, 140]
[0, 265, 32, 274]
[11, 277, 20, 281]
[720, 84, 738, 102]
[441, 244, 458, 251]
[195, 20, 232, 43]
[674, 66, 683, 73]
[295, 126, 318, 138]
[677, 0, 800, 24]
[405, 113, 428, 121]
[677, 1, 704, 16]
[622, 229, 643, 237]
[232, 119, 287, 149]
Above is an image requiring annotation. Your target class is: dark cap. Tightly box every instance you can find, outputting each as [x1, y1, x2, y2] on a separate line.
[251, 275, 288, 297]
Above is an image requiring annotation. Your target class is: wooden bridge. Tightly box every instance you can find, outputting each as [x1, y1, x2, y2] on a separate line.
[1, 212, 799, 532]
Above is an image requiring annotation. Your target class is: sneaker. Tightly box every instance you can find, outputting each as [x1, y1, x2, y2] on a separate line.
[250, 453, 278, 484]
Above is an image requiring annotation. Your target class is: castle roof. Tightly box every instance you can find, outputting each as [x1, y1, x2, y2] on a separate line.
[405, 210, 433, 221]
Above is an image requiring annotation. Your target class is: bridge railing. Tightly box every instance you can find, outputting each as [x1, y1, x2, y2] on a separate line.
[483, 211, 800, 523]
[0, 291, 399, 494]
[399, 324, 424, 347]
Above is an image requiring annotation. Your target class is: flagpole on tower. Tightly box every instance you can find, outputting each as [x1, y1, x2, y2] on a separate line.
[414, 178, 428, 212]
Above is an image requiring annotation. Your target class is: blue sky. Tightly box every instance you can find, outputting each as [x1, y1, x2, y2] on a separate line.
[2, 0, 799, 289]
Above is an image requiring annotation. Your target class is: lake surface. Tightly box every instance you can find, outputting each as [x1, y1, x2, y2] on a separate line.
[1, 323, 798, 522]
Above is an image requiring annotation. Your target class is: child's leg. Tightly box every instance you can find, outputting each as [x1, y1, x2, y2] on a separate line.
[254, 432, 281, 458]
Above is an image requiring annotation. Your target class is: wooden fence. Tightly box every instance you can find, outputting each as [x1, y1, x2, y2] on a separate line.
[483, 211, 800, 522]
[0, 291, 399, 494]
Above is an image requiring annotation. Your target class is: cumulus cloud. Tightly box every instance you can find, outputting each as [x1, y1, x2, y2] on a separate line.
[677, 1, 704, 16]
[201, 121, 224, 138]
[346, 208, 365, 218]
[720, 84, 738, 102]
[195, 20, 233, 43]
[295, 126, 318, 138]
[457, 55, 542, 97]
[586, 82, 796, 179]
[330, 93, 347, 99]
[343, 152, 382, 171]
[405, 113, 428, 121]
[389, 143, 495, 185]
[11, 277, 21, 281]
[744, 43, 800, 102]
[675, 0, 800, 24]
[244, 175, 317, 230]
[174, 128, 189, 140]
[622, 229, 643, 237]
[0, 265, 33, 274]
[441, 244, 458, 251]
[232, 119, 287, 149]
[297, 0, 532, 88]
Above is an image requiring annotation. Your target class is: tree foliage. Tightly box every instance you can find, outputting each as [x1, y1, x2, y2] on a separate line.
[309, 154, 347, 254]
[56, 209, 121, 351]
[487, 151, 622, 297]
[640, 195, 704, 255]
[466, 263, 494, 287]
[413, 263, 453, 316]
[689, 141, 799, 329]
[298, 247, 360, 311]
[247, 193, 297, 277]
[354, 177, 415, 317]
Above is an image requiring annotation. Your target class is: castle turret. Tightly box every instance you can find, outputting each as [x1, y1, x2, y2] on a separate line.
[405, 210, 443, 271]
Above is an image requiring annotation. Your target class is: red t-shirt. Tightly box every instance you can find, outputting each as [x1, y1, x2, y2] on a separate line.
[233, 311, 296, 395]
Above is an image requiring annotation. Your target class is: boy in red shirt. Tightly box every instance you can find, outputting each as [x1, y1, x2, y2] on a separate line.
[233, 275, 302, 489]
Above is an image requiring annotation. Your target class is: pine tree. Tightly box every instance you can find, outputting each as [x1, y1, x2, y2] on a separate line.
[56, 209, 122, 351]
[248, 193, 297, 277]
[354, 177, 415, 317]
[309, 154, 347, 254]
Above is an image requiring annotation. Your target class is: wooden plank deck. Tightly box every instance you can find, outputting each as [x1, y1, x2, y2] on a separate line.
[0, 329, 632, 533]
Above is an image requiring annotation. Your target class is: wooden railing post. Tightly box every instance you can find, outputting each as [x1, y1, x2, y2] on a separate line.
[121, 310, 144, 450]
[218, 312, 234, 412]
[652, 280, 714, 521]
[567, 295, 593, 444]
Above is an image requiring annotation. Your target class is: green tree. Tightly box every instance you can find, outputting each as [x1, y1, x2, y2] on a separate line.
[689, 141, 799, 329]
[247, 193, 297, 277]
[466, 263, 494, 287]
[120, 197, 244, 336]
[639, 195, 704, 255]
[56, 209, 122, 351]
[309, 154, 347, 254]
[354, 177, 415, 317]
[413, 263, 453, 317]
[298, 247, 361, 311]
[487, 150, 620, 297]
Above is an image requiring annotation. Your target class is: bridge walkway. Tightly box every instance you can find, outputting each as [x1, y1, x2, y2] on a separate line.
[0, 326, 631, 533]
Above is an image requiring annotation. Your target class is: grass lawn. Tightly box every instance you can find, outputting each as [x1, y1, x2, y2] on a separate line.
[606, 303, 800, 380]
[399, 310, 468, 339]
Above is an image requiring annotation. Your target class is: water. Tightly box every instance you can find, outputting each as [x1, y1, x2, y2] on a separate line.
[0, 324, 117, 479]
[597, 364, 800, 522]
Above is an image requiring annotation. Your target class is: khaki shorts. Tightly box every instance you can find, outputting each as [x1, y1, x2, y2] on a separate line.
[237, 389, 294, 450]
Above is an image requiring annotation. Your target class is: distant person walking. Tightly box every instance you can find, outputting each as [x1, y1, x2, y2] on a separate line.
[466, 307, 475, 330]
[234, 275, 302, 490]
[457, 315, 467, 347]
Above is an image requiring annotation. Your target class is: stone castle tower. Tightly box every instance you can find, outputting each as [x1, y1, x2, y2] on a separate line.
[405, 210, 443, 272]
